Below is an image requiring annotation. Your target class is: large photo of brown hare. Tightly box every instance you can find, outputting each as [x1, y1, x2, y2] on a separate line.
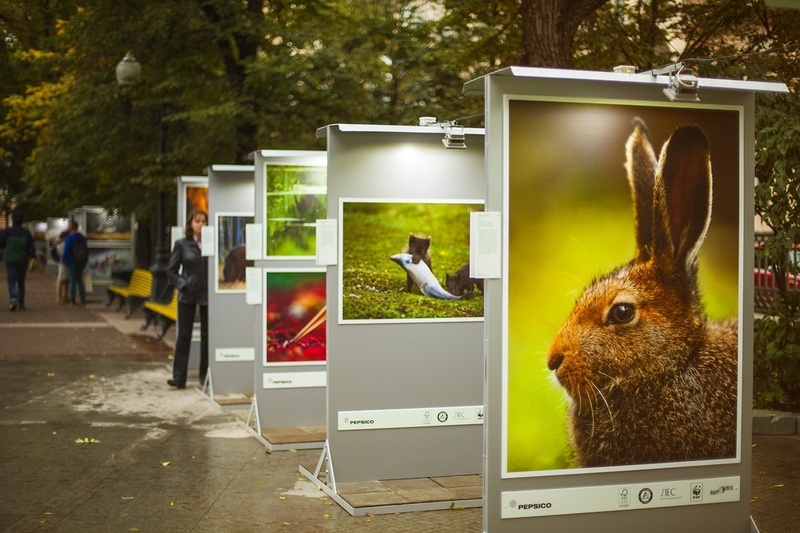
[505, 100, 741, 476]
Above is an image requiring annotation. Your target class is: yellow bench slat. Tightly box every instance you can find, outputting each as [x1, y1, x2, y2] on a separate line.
[108, 269, 153, 298]
[145, 290, 178, 322]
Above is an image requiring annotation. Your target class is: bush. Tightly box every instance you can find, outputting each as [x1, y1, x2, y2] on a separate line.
[754, 91, 800, 411]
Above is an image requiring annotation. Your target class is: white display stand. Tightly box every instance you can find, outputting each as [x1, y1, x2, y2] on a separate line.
[465, 66, 789, 533]
[239, 150, 328, 451]
[201, 165, 255, 407]
[299, 124, 486, 516]
[67, 206, 135, 302]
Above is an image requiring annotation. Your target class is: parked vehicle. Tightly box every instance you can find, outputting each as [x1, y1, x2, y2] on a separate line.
[754, 235, 800, 313]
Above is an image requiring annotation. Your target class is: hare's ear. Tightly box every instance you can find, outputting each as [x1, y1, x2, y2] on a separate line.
[652, 124, 712, 270]
[625, 118, 658, 262]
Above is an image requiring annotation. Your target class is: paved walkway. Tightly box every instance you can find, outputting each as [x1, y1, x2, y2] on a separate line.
[0, 262, 798, 532]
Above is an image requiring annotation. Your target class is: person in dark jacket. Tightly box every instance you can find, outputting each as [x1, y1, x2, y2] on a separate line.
[166, 208, 209, 389]
[61, 220, 87, 305]
[0, 211, 35, 311]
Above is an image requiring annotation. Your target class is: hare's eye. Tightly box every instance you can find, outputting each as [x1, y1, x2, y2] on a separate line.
[608, 303, 636, 324]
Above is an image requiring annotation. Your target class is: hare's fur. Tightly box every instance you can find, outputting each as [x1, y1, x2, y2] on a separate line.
[546, 119, 738, 468]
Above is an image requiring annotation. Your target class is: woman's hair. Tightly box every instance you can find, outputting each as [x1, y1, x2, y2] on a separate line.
[184, 208, 208, 239]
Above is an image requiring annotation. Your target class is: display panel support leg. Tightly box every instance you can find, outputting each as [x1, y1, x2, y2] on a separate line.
[299, 441, 353, 513]
[196, 370, 217, 406]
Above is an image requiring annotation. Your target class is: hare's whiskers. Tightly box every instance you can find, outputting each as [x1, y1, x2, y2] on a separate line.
[590, 380, 615, 433]
[594, 370, 622, 387]
[588, 397, 597, 440]
[575, 381, 597, 440]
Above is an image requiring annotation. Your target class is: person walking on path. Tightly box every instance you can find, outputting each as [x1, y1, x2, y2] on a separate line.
[51, 230, 70, 303]
[61, 220, 88, 305]
[0, 210, 36, 311]
[166, 208, 209, 389]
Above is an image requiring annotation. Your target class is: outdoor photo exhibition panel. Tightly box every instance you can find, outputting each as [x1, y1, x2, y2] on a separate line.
[468, 67, 788, 532]
[205, 164, 256, 398]
[174, 176, 208, 375]
[249, 150, 328, 441]
[317, 124, 485, 485]
[68, 205, 135, 300]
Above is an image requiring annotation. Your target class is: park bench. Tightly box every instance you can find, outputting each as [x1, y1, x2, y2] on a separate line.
[141, 288, 178, 340]
[106, 268, 153, 318]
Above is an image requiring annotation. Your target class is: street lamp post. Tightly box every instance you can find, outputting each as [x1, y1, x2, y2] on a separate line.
[115, 52, 171, 302]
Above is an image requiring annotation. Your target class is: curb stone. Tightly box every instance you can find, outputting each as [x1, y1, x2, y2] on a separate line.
[753, 409, 799, 435]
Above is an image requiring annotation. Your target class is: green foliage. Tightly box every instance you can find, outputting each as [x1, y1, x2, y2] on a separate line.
[0, 1, 798, 411]
[754, 91, 800, 411]
[265, 165, 326, 256]
[573, 0, 678, 70]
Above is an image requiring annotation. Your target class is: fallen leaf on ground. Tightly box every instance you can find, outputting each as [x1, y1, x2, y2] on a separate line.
[161, 462, 170, 466]
[121, 496, 134, 500]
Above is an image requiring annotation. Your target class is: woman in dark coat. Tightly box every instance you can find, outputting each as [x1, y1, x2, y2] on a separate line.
[166, 208, 209, 389]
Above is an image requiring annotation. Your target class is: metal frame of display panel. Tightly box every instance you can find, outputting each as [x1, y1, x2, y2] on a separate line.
[300, 124, 486, 514]
[202, 165, 256, 403]
[467, 66, 788, 533]
[242, 150, 328, 451]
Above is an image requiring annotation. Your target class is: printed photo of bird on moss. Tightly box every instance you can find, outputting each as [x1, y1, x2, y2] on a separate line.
[339, 200, 484, 323]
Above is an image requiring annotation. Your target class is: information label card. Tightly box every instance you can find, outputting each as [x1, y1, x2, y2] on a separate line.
[201, 226, 215, 257]
[245, 223, 263, 260]
[245, 267, 262, 305]
[338, 405, 484, 431]
[316, 219, 337, 266]
[501, 476, 740, 519]
[263, 371, 326, 389]
[214, 347, 255, 363]
[470, 211, 501, 279]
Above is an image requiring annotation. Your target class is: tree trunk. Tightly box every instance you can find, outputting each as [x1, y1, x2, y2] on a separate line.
[135, 218, 153, 270]
[520, 0, 610, 67]
[198, 0, 263, 163]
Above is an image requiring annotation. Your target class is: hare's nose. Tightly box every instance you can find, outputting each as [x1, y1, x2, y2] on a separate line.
[547, 352, 564, 371]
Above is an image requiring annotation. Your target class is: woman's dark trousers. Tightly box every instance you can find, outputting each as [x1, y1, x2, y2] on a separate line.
[172, 302, 209, 385]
